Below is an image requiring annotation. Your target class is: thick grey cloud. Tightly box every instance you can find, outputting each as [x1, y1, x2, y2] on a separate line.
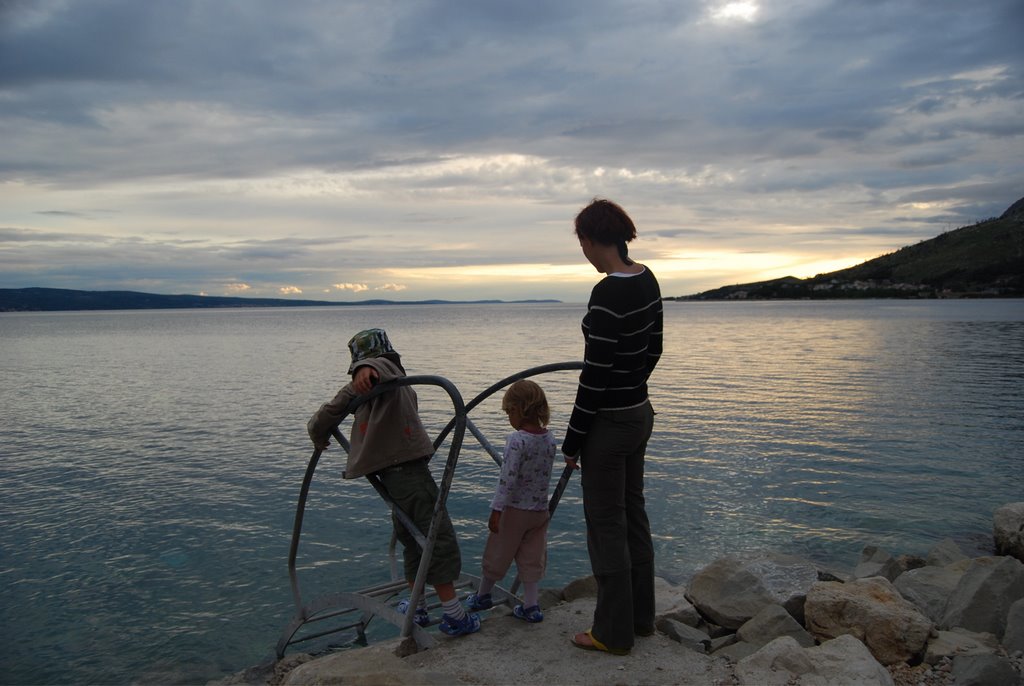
[0, 0, 1021, 299]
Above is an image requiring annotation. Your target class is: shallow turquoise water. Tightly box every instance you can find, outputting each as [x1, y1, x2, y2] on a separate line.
[1, 300, 1022, 684]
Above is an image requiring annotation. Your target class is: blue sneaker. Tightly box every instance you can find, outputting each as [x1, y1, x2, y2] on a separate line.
[466, 592, 493, 611]
[396, 599, 431, 627]
[439, 611, 481, 636]
[513, 604, 544, 623]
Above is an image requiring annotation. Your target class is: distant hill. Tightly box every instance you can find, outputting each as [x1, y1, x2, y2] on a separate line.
[675, 195, 1024, 300]
[0, 288, 560, 312]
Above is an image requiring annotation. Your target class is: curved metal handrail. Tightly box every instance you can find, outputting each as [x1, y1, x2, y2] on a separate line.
[280, 361, 583, 656]
[288, 374, 466, 571]
[432, 361, 585, 454]
[287, 374, 466, 644]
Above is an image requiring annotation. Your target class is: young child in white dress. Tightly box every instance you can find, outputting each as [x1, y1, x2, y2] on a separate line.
[467, 379, 557, 622]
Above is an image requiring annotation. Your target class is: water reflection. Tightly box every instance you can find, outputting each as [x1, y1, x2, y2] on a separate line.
[648, 300, 1024, 575]
[1, 301, 1022, 685]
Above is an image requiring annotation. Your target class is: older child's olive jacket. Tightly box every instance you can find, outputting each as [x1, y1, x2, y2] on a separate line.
[307, 357, 434, 479]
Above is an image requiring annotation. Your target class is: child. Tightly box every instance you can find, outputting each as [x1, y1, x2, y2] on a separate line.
[307, 328, 480, 636]
[467, 379, 557, 622]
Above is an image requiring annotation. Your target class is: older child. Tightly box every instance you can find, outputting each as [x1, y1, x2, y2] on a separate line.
[307, 328, 480, 636]
[467, 379, 557, 622]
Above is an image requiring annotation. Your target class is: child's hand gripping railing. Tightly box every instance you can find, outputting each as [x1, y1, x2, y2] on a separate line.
[277, 361, 583, 658]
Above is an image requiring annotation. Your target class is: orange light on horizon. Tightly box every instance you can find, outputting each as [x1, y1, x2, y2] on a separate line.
[374, 251, 870, 292]
[646, 251, 868, 283]
[379, 263, 597, 284]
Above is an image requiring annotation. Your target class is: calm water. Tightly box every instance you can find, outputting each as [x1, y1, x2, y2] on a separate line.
[2, 300, 1022, 684]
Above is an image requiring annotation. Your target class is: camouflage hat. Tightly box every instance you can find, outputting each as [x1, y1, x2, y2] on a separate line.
[347, 328, 397, 373]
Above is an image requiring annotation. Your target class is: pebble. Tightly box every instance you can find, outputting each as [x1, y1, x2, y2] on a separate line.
[886, 651, 1024, 686]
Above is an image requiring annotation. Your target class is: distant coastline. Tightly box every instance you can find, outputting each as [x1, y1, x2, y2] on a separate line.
[0, 287, 561, 313]
[672, 194, 1023, 301]
[6, 196, 1021, 310]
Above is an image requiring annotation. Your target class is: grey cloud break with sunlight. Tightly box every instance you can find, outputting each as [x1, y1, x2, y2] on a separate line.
[1, 0, 1021, 302]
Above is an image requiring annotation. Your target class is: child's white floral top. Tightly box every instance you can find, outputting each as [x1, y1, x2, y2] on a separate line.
[490, 429, 557, 512]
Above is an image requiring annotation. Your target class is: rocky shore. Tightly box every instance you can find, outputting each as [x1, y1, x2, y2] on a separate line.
[219, 503, 1024, 685]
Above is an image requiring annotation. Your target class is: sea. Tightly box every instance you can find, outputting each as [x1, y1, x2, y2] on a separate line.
[1, 299, 1022, 685]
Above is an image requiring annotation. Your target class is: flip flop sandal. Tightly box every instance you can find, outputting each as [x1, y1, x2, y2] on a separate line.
[570, 629, 630, 655]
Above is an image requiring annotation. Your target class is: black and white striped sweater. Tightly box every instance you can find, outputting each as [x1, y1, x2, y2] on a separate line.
[562, 266, 663, 457]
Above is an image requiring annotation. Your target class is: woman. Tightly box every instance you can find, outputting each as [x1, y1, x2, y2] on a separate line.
[563, 198, 663, 655]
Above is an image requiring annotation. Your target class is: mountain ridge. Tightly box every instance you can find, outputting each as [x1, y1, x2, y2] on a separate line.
[0, 288, 560, 312]
[674, 194, 1024, 300]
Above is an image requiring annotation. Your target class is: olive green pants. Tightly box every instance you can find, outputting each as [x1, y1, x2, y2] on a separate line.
[377, 459, 462, 585]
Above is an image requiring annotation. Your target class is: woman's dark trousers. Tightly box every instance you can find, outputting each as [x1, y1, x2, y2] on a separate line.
[580, 402, 656, 652]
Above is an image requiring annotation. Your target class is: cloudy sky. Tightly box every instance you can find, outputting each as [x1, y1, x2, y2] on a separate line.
[1, 0, 1021, 302]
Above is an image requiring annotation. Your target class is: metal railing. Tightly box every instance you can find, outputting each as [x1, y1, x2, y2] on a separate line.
[277, 361, 584, 658]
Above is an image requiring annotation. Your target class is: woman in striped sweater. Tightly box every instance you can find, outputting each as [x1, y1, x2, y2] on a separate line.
[564, 198, 663, 656]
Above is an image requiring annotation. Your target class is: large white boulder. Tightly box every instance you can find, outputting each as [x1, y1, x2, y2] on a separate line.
[687, 553, 819, 629]
[894, 562, 968, 623]
[804, 576, 932, 665]
[940, 555, 1024, 639]
[735, 634, 894, 686]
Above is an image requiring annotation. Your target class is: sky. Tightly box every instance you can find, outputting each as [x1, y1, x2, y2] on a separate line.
[1, 0, 1022, 303]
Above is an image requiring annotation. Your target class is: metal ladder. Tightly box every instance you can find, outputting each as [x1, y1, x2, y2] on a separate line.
[276, 361, 584, 658]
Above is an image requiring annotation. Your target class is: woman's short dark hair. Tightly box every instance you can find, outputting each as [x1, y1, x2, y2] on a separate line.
[575, 198, 637, 262]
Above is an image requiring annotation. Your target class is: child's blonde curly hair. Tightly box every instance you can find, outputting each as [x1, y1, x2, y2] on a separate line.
[501, 379, 550, 427]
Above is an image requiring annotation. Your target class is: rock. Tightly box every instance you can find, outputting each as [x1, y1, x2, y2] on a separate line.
[951, 653, 1020, 686]
[895, 554, 927, 575]
[803, 634, 895, 686]
[654, 576, 700, 626]
[714, 639, 760, 662]
[804, 576, 933, 665]
[815, 566, 849, 583]
[736, 604, 815, 648]
[687, 556, 775, 630]
[853, 545, 903, 582]
[280, 642, 453, 685]
[654, 576, 688, 611]
[735, 634, 894, 686]
[696, 618, 732, 638]
[894, 564, 966, 623]
[538, 587, 564, 609]
[994, 503, 1024, 562]
[709, 633, 737, 652]
[687, 553, 819, 629]
[940, 555, 1024, 639]
[228, 653, 311, 686]
[659, 599, 702, 628]
[886, 661, 950, 686]
[561, 575, 597, 601]
[744, 553, 821, 623]
[735, 636, 816, 686]
[923, 628, 999, 666]
[1005, 597, 1024, 653]
[927, 537, 969, 567]
[655, 617, 712, 653]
